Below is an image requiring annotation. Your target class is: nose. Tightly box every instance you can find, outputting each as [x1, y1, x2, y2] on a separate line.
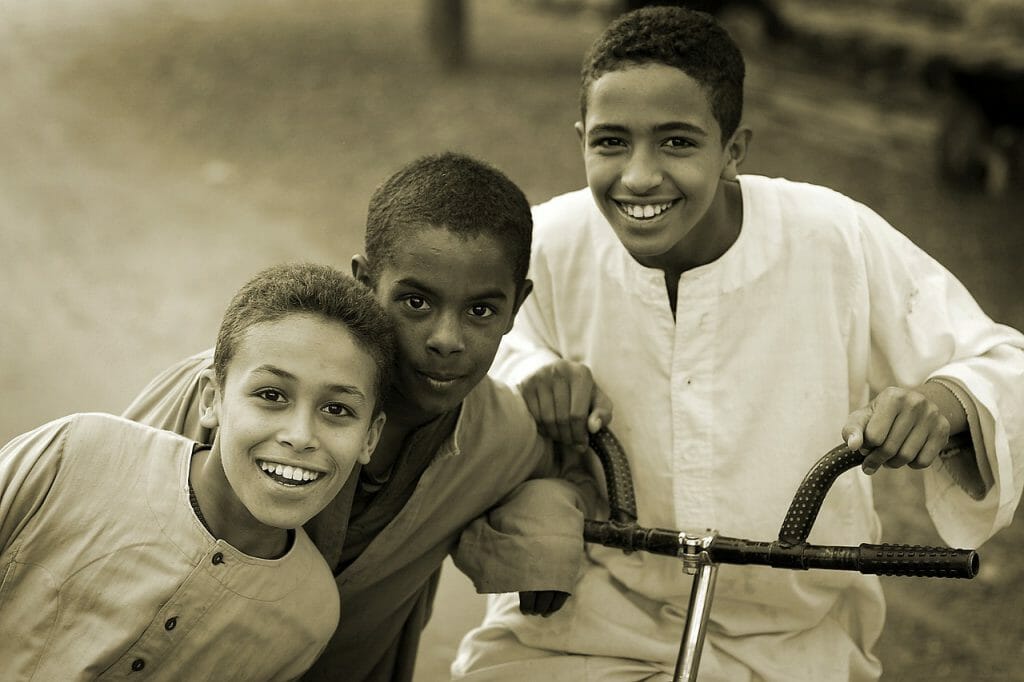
[621, 148, 662, 194]
[279, 409, 318, 453]
[426, 310, 465, 357]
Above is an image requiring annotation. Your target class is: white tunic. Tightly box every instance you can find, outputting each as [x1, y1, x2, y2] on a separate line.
[456, 176, 1024, 681]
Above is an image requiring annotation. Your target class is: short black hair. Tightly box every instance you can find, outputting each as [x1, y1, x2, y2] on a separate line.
[364, 152, 532, 286]
[214, 262, 396, 414]
[580, 6, 745, 143]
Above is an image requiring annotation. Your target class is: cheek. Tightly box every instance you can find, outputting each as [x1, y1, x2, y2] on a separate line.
[584, 155, 615, 186]
[466, 326, 507, 369]
[392, 326, 423, 360]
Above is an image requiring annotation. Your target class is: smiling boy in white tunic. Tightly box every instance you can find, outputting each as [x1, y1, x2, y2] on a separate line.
[453, 7, 1024, 681]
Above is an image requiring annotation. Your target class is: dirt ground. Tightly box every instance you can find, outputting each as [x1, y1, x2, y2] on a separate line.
[2, 1, 1022, 680]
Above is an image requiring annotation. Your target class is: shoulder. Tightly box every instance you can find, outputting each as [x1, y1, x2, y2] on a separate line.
[455, 376, 543, 459]
[742, 175, 862, 225]
[531, 188, 602, 246]
[65, 412, 191, 449]
[740, 174, 881, 255]
[289, 530, 341, 627]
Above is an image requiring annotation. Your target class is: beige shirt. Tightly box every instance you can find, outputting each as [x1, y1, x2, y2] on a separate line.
[455, 177, 1024, 681]
[124, 351, 596, 682]
[0, 413, 338, 681]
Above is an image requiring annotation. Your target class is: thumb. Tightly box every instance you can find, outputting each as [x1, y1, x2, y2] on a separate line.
[588, 386, 613, 433]
[842, 406, 872, 452]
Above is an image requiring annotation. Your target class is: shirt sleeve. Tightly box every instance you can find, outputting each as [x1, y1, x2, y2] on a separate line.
[122, 349, 215, 444]
[856, 205, 1024, 548]
[452, 437, 602, 595]
[0, 416, 73, 552]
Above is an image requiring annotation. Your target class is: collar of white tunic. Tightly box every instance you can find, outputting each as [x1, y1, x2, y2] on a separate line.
[578, 175, 786, 296]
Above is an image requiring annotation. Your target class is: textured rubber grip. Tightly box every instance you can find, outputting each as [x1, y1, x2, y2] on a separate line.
[779, 435, 976, 547]
[778, 444, 865, 546]
[857, 543, 979, 578]
[583, 520, 681, 556]
[589, 429, 638, 523]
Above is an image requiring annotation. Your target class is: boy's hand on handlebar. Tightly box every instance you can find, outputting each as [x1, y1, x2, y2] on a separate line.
[842, 384, 964, 475]
[518, 360, 613, 451]
[518, 590, 569, 617]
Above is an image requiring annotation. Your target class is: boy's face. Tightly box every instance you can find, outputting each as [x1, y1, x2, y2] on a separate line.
[577, 63, 747, 271]
[201, 313, 385, 530]
[356, 225, 530, 422]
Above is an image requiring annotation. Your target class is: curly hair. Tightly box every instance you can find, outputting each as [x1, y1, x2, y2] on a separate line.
[364, 152, 532, 287]
[214, 262, 396, 414]
[580, 6, 745, 143]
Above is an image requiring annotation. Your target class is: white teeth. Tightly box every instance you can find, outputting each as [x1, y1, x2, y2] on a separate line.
[620, 201, 672, 219]
[257, 460, 322, 483]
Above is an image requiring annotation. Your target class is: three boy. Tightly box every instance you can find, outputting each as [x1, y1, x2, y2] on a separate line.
[454, 7, 1024, 681]
[0, 263, 393, 680]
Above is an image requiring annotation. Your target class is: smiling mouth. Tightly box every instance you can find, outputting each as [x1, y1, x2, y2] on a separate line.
[615, 200, 677, 221]
[257, 460, 323, 487]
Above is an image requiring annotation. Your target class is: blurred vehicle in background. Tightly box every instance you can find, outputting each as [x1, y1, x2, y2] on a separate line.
[773, 0, 1024, 194]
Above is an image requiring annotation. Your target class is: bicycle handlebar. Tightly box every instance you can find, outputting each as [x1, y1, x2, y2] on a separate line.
[584, 429, 980, 580]
[583, 520, 979, 578]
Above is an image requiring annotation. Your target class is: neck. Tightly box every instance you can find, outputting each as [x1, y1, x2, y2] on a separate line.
[366, 392, 450, 478]
[641, 179, 743, 315]
[366, 405, 427, 478]
[641, 178, 743, 281]
[189, 447, 288, 559]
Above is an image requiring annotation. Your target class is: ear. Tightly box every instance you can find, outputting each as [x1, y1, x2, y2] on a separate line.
[360, 412, 387, 465]
[721, 126, 752, 181]
[351, 254, 374, 288]
[197, 368, 222, 430]
[503, 278, 534, 335]
[574, 121, 585, 150]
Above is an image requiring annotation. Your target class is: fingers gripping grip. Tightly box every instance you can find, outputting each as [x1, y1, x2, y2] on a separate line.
[588, 429, 638, 523]
[778, 444, 865, 546]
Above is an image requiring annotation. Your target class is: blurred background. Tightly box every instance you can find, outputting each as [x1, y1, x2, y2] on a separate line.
[1, 0, 1022, 679]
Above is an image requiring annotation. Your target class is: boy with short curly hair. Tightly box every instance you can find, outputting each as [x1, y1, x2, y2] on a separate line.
[0, 262, 394, 680]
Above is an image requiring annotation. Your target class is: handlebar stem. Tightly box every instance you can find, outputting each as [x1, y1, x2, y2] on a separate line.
[675, 531, 720, 682]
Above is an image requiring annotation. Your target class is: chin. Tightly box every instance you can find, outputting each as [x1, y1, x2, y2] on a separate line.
[253, 504, 320, 531]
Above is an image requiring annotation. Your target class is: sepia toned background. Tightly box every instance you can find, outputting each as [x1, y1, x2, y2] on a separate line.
[2, 0, 1022, 679]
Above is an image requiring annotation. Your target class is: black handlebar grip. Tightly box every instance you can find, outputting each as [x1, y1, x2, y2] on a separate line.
[589, 429, 638, 523]
[779, 434, 977, 547]
[583, 520, 681, 556]
[778, 444, 865, 546]
[857, 543, 979, 578]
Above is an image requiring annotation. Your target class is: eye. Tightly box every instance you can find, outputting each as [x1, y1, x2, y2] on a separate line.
[255, 388, 286, 403]
[401, 295, 431, 311]
[468, 304, 496, 319]
[322, 403, 353, 418]
[592, 136, 626, 150]
[664, 137, 696, 150]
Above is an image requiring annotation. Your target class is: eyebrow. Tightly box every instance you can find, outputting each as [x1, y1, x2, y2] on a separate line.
[588, 122, 709, 136]
[395, 277, 510, 302]
[252, 365, 369, 402]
